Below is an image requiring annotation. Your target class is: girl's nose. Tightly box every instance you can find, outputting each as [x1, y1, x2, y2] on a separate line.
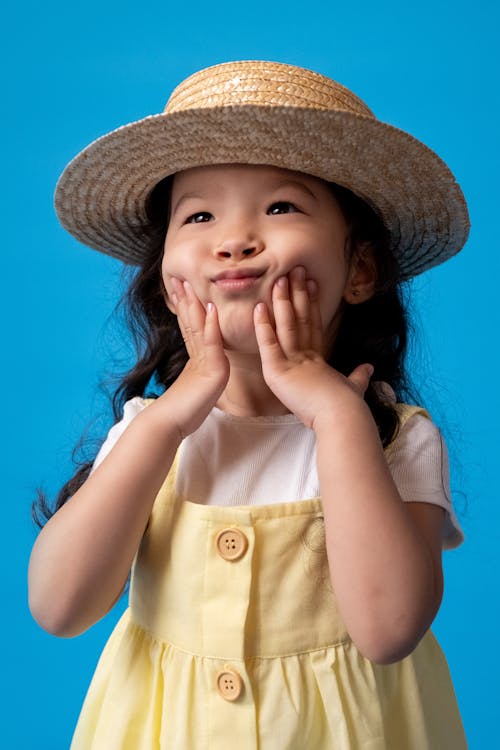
[213, 236, 264, 260]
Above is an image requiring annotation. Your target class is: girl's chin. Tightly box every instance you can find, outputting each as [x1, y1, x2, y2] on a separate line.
[221, 327, 260, 355]
[218, 309, 260, 354]
[223, 336, 259, 355]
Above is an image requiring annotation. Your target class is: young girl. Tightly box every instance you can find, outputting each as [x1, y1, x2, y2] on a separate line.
[29, 61, 469, 748]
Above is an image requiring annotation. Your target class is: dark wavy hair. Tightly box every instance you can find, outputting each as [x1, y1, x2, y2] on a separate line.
[32, 175, 417, 527]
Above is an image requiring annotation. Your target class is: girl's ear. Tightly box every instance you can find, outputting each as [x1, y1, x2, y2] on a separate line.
[343, 247, 377, 304]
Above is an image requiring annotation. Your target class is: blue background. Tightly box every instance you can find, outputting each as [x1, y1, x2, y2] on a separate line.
[3, 0, 497, 746]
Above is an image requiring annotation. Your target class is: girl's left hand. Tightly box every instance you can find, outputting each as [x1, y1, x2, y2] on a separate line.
[253, 266, 373, 430]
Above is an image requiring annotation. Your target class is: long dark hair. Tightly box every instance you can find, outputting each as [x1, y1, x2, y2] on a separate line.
[32, 175, 417, 527]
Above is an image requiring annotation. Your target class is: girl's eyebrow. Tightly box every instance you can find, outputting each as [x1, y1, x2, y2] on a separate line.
[170, 192, 204, 216]
[171, 178, 317, 216]
[273, 179, 318, 200]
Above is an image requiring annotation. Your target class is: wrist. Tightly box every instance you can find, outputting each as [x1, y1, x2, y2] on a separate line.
[133, 395, 185, 446]
[312, 390, 375, 438]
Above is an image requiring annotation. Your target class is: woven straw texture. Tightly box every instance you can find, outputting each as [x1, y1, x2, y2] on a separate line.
[55, 61, 469, 278]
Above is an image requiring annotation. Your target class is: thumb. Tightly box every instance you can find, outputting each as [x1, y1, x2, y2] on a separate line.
[347, 363, 374, 396]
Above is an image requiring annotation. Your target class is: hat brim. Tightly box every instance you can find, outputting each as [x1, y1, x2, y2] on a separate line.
[54, 105, 470, 278]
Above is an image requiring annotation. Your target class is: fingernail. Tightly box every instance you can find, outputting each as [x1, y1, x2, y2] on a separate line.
[277, 276, 288, 289]
[207, 302, 214, 313]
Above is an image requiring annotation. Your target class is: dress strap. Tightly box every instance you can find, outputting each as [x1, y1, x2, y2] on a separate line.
[154, 448, 180, 509]
[384, 403, 429, 460]
[141, 397, 180, 512]
[394, 402, 429, 428]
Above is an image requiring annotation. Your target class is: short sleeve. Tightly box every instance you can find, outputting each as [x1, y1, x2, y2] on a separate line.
[387, 414, 464, 550]
[90, 397, 150, 473]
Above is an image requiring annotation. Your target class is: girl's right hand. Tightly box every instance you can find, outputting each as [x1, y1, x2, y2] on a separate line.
[161, 278, 229, 438]
[29, 277, 228, 638]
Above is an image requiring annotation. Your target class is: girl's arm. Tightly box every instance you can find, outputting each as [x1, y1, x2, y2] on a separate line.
[29, 281, 229, 637]
[314, 401, 445, 665]
[254, 269, 445, 665]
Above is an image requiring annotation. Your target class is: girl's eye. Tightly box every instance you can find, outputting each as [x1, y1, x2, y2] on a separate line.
[268, 201, 299, 215]
[185, 211, 213, 224]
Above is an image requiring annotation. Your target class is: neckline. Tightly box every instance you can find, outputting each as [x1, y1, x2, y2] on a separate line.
[211, 405, 303, 426]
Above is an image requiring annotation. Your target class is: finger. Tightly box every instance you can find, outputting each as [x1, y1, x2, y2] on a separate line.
[254, 302, 286, 369]
[177, 281, 207, 359]
[170, 278, 193, 355]
[272, 276, 299, 353]
[203, 302, 225, 351]
[306, 279, 324, 353]
[175, 300, 195, 359]
[289, 266, 311, 349]
[169, 276, 184, 313]
[347, 363, 374, 396]
[173, 281, 194, 355]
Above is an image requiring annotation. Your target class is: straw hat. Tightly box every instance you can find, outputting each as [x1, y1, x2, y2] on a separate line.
[54, 60, 469, 278]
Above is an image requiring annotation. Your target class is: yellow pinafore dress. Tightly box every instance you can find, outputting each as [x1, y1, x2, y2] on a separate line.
[71, 408, 467, 749]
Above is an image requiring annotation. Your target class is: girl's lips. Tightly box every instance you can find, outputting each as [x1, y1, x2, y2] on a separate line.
[214, 276, 261, 291]
[211, 268, 266, 292]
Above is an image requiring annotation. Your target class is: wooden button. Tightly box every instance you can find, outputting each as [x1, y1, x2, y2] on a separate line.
[216, 665, 243, 701]
[215, 527, 248, 561]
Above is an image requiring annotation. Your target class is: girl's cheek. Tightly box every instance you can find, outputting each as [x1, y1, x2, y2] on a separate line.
[161, 252, 184, 285]
[160, 261, 180, 308]
[160, 276, 177, 314]
[162, 245, 197, 275]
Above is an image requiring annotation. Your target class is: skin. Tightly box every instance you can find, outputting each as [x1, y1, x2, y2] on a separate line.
[162, 165, 356, 358]
[28, 164, 445, 664]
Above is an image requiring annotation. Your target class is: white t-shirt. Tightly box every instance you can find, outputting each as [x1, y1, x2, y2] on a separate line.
[92, 396, 464, 550]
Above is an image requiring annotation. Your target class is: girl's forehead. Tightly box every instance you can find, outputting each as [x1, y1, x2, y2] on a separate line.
[171, 163, 329, 193]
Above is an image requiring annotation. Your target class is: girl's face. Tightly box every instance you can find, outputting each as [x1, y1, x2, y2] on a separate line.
[162, 164, 366, 353]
